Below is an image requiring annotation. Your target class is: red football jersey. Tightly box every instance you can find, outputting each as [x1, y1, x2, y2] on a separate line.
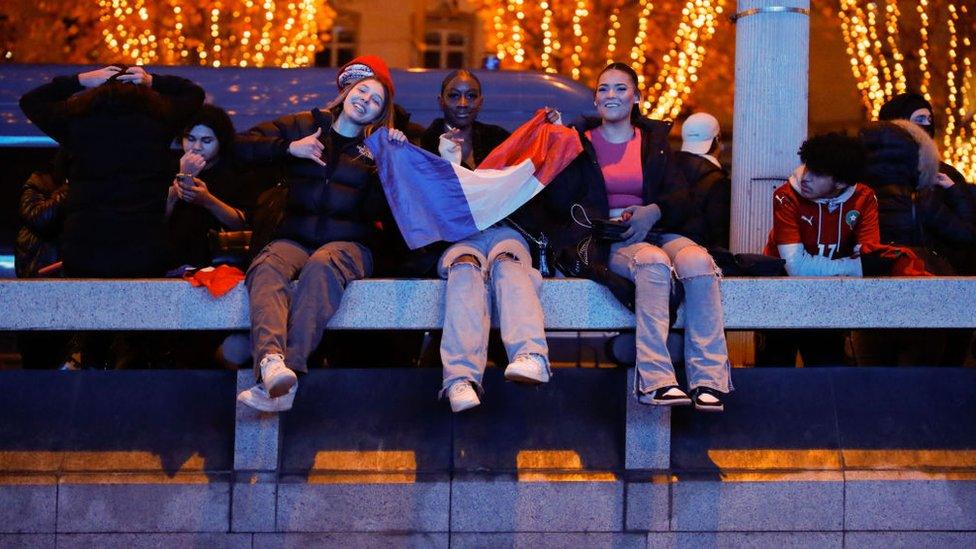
[765, 181, 880, 259]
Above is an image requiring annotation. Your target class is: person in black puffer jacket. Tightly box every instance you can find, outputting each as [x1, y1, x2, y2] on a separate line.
[860, 120, 975, 272]
[233, 55, 407, 413]
[16, 150, 70, 279]
[877, 93, 976, 274]
[15, 150, 71, 369]
[856, 120, 975, 366]
[878, 92, 970, 187]
[547, 63, 730, 412]
[19, 66, 205, 277]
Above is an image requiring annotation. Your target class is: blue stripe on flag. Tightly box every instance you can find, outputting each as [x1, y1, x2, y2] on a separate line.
[365, 129, 480, 249]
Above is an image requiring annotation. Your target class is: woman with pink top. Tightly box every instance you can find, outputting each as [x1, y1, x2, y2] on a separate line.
[549, 62, 732, 411]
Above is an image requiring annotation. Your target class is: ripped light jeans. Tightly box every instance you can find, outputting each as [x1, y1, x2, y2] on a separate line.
[438, 225, 550, 395]
[609, 234, 732, 395]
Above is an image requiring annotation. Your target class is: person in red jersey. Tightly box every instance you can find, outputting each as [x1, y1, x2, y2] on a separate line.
[758, 133, 879, 368]
[765, 132, 880, 276]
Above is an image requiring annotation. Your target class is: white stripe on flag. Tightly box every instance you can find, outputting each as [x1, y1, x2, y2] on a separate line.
[450, 159, 547, 230]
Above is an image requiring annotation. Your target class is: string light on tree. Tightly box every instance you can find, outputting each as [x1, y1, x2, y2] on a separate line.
[646, 0, 723, 120]
[836, 0, 976, 182]
[481, 0, 726, 120]
[629, 0, 655, 92]
[96, 0, 333, 67]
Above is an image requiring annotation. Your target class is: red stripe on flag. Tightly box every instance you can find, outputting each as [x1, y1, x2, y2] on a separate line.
[479, 109, 583, 185]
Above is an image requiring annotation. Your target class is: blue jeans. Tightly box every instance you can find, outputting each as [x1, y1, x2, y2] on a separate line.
[438, 226, 550, 394]
[609, 234, 732, 394]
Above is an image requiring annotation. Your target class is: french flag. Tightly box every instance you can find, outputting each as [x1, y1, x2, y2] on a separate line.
[364, 109, 582, 249]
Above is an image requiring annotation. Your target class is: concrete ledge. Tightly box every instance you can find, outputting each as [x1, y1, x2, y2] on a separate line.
[843, 532, 976, 548]
[844, 474, 976, 531]
[450, 475, 624, 532]
[0, 481, 56, 533]
[275, 475, 450, 532]
[0, 534, 55, 549]
[253, 533, 448, 548]
[670, 473, 845, 532]
[626, 368, 670, 471]
[55, 533, 251, 549]
[4, 277, 976, 331]
[646, 532, 844, 548]
[234, 371, 280, 472]
[56, 479, 230, 533]
[452, 533, 646, 548]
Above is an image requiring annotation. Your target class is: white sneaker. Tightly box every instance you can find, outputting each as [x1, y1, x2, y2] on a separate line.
[447, 381, 480, 413]
[259, 354, 297, 398]
[237, 383, 297, 412]
[504, 354, 550, 384]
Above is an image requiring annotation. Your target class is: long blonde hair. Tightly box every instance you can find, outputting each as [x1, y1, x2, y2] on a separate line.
[325, 77, 394, 137]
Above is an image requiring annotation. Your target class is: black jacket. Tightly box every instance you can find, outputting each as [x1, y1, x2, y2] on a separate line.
[545, 116, 691, 264]
[674, 151, 731, 249]
[19, 74, 205, 277]
[420, 119, 512, 169]
[167, 159, 254, 268]
[16, 170, 68, 278]
[860, 122, 976, 273]
[235, 109, 384, 251]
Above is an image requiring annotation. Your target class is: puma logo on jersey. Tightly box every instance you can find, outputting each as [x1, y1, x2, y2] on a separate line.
[801, 215, 814, 226]
[775, 194, 786, 205]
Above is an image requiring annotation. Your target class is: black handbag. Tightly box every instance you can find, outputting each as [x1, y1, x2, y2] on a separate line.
[505, 218, 555, 277]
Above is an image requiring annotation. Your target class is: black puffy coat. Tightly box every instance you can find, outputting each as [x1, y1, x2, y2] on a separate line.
[234, 109, 384, 251]
[19, 74, 205, 277]
[15, 170, 68, 278]
[859, 121, 976, 273]
[674, 151, 730, 249]
[545, 116, 692, 264]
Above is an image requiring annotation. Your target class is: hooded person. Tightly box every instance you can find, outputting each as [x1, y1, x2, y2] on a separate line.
[860, 119, 976, 273]
[878, 92, 968, 186]
[855, 119, 976, 366]
[233, 55, 408, 412]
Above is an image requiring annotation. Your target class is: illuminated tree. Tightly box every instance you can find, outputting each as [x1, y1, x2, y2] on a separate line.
[481, 0, 733, 120]
[0, 1, 104, 64]
[96, 0, 336, 67]
[1, 1, 336, 68]
[827, 1, 976, 180]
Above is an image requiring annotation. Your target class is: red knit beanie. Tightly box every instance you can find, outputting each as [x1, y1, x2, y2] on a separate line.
[336, 55, 395, 99]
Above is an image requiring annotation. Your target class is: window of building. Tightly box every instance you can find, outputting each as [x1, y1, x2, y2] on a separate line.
[423, 28, 467, 69]
[316, 13, 359, 68]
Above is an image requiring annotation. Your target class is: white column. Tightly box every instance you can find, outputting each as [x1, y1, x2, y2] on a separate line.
[729, 2, 810, 367]
[731, 1, 811, 254]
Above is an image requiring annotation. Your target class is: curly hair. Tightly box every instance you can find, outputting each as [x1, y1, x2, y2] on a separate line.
[798, 132, 865, 186]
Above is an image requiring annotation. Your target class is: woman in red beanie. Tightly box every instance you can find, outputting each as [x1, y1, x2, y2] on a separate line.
[234, 55, 406, 412]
